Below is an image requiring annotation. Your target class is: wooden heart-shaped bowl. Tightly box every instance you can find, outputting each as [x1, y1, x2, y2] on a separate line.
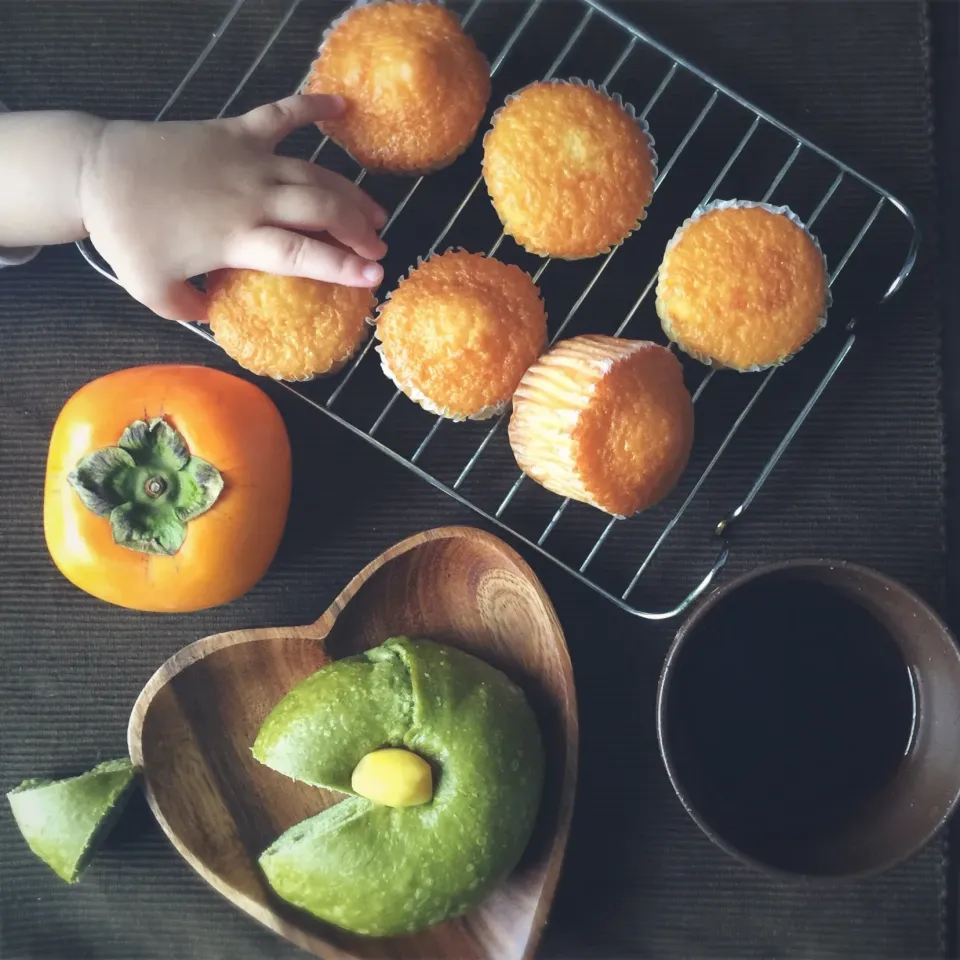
[128, 526, 577, 959]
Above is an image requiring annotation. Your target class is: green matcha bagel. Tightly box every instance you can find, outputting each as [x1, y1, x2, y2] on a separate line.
[7, 759, 137, 883]
[253, 637, 545, 936]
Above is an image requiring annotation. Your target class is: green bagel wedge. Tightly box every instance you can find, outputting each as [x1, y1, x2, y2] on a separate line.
[253, 637, 545, 936]
[7, 758, 137, 883]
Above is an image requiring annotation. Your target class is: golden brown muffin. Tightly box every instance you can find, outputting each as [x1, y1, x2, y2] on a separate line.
[482, 80, 657, 259]
[509, 335, 693, 516]
[375, 250, 547, 420]
[307, 1, 490, 174]
[656, 201, 830, 371]
[207, 269, 374, 381]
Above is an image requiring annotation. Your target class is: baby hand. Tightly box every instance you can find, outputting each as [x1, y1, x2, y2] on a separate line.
[80, 94, 387, 322]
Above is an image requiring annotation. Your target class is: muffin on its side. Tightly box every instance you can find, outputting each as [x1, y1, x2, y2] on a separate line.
[207, 269, 374, 381]
[308, 1, 490, 174]
[509, 335, 694, 517]
[482, 79, 657, 259]
[656, 200, 830, 372]
[375, 250, 547, 421]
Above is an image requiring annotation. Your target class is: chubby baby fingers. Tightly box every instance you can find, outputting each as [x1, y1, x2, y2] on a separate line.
[273, 157, 388, 229]
[238, 94, 345, 147]
[225, 226, 384, 288]
[263, 184, 387, 262]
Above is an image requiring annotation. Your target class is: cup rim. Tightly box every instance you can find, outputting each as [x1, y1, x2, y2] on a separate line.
[656, 557, 960, 881]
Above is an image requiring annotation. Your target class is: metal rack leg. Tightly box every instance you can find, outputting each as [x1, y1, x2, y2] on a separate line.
[618, 196, 887, 597]
[714, 198, 889, 535]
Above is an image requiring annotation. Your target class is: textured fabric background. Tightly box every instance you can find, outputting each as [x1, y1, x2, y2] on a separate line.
[0, 1, 948, 957]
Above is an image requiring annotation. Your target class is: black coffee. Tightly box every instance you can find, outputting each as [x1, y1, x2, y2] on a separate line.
[664, 576, 916, 872]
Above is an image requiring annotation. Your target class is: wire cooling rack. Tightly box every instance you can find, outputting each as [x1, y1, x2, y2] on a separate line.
[78, 0, 920, 620]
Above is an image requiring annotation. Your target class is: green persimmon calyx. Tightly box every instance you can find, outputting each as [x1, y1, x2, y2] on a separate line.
[67, 417, 224, 556]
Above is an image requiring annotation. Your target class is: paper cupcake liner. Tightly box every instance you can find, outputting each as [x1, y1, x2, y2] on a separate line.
[374, 248, 547, 421]
[656, 199, 833, 373]
[376, 347, 507, 421]
[482, 77, 659, 260]
[312, 0, 488, 176]
[509, 335, 657, 517]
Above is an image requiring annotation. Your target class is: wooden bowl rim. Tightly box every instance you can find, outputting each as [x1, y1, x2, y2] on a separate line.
[128, 525, 579, 960]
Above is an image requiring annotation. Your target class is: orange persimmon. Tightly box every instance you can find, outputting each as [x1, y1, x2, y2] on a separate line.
[43, 365, 292, 612]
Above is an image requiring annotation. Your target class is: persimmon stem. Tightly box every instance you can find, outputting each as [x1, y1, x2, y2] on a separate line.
[67, 417, 224, 556]
[144, 476, 167, 499]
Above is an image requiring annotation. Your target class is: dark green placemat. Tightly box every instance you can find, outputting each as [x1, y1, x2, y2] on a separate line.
[0, 1, 946, 957]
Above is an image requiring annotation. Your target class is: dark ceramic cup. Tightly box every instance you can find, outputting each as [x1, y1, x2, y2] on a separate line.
[657, 559, 960, 879]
